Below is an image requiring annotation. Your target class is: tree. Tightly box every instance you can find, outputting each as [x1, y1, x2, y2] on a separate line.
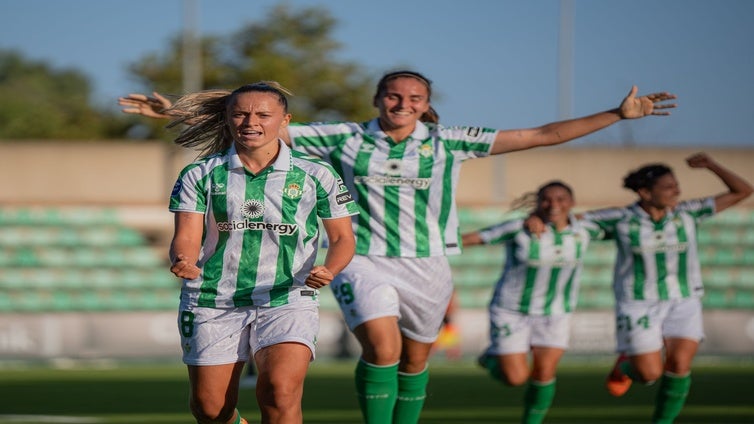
[127, 4, 377, 139]
[0, 49, 129, 140]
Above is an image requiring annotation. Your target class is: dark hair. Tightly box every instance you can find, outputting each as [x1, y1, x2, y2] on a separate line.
[374, 70, 439, 124]
[537, 180, 574, 202]
[623, 164, 673, 192]
[510, 180, 574, 212]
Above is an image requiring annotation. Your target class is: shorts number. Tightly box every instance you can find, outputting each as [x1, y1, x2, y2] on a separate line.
[180, 310, 195, 338]
[333, 282, 355, 305]
[616, 314, 650, 332]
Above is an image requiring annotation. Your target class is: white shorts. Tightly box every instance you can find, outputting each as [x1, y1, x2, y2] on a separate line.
[484, 306, 572, 355]
[615, 297, 704, 355]
[178, 297, 319, 366]
[330, 255, 453, 343]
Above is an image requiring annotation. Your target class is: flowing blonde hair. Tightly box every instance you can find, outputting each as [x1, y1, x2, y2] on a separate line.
[166, 81, 293, 158]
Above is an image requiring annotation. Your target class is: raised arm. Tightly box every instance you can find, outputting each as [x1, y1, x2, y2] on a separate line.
[490, 86, 677, 155]
[686, 152, 753, 213]
[118, 92, 175, 119]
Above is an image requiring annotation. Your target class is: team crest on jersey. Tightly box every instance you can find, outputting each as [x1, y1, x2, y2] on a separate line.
[283, 183, 303, 199]
[383, 159, 402, 175]
[418, 144, 434, 158]
[241, 199, 265, 219]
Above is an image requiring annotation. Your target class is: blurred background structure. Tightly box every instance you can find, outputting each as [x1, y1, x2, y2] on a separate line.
[0, 0, 753, 364]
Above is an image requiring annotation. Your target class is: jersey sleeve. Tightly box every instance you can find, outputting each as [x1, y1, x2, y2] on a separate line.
[168, 162, 208, 214]
[478, 219, 524, 245]
[437, 125, 498, 160]
[311, 161, 359, 220]
[577, 217, 607, 241]
[288, 121, 359, 158]
[675, 196, 716, 222]
[581, 207, 626, 239]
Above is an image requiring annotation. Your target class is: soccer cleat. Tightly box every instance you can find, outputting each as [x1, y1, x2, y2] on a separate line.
[240, 418, 249, 424]
[605, 354, 632, 397]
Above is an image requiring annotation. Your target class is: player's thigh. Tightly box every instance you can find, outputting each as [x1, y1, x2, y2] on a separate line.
[498, 352, 530, 386]
[530, 346, 565, 382]
[188, 362, 246, 408]
[255, 342, 311, 393]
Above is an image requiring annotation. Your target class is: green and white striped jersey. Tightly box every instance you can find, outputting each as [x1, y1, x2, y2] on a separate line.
[169, 141, 358, 308]
[289, 119, 497, 257]
[477, 218, 603, 316]
[582, 197, 715, 302]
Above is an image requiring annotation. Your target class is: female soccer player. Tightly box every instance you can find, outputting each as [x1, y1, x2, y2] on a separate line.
[167, 82, 357, 424]
[583, 153, 752, 423]
[120, 71, 676, 423]
[464, 181, 603, 424]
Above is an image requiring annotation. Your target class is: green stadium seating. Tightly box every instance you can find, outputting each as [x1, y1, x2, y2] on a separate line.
[0, 206, 172, 312]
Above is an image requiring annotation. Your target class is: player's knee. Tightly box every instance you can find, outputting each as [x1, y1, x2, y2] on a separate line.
[634, 364, 663, 384]
[190, 396, 236, 423]
[256, 379, 302, 413]
[501, 370, 529, 387]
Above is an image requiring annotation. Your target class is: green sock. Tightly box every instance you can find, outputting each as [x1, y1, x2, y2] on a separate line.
[522, 379, 556, 424]
[652, 372, 691, 424]
[393, 366, 429, 424]
[355, 359, 398, 424]
[231, 409, 242, 424]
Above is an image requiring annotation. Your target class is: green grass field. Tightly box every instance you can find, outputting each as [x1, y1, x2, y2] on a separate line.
[0, 358, 753, 424]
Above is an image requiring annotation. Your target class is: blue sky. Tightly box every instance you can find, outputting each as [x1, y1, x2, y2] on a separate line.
[1, 0, 753, 147]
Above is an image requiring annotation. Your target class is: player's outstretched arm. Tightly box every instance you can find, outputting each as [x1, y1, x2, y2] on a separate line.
[686, 152, 753, 213]
[118, 92, 174, 119]
[491, 86, 677, 155]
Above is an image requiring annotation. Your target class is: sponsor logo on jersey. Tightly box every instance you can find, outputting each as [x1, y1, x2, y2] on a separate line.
[528, 258, 580, 267]
[216, 220, 299, 235]
[632, 242, 689, 254]
[211, 182, 226, 195]
[336, 191, 353, 205]
[283, 183, 303, 199]
[631, 230, 689, 254]
[383, 159, 402, 175]
[241, 199, 265, 219]
[466, 127, 482, 137]
[171, 180, 182, 196]
[353, 175, 431, 190]
[336, 178, 348, 193]
[359, 143, 376, 153]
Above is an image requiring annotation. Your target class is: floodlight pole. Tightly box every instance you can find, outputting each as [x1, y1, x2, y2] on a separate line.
[558, 0, 574, 121]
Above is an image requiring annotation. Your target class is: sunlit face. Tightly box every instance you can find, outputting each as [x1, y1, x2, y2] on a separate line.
[536, 186, 574, 227]
[374, 77, 430, 131]
[226, 91, 290, 153]
[639, 172, 681, 209]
